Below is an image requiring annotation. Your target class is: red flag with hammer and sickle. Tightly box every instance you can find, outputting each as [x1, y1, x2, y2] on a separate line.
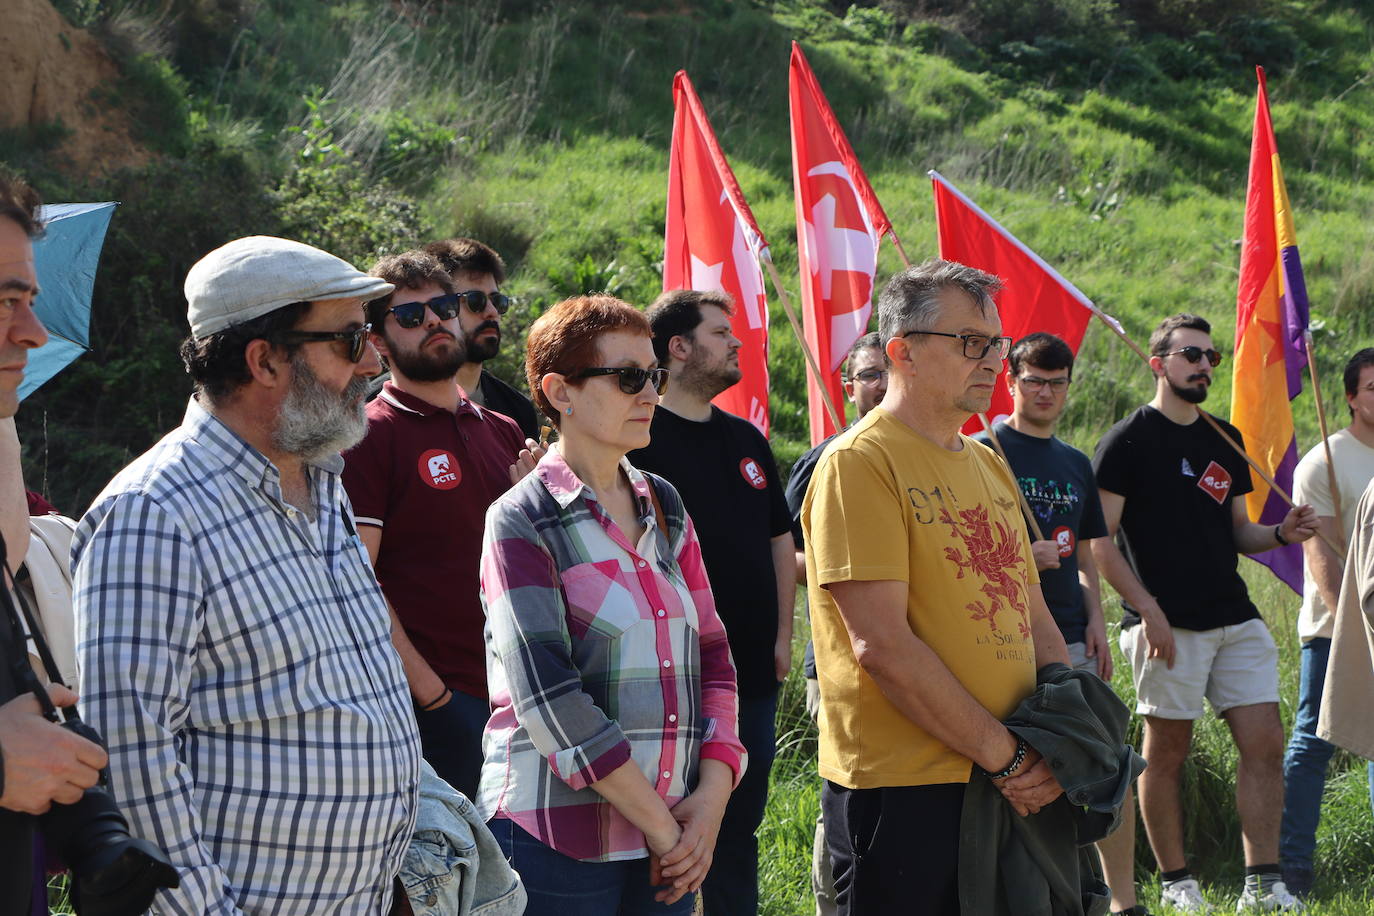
[789, 42, 891, 445]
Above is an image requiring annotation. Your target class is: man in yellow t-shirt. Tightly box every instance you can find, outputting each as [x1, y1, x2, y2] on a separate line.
[801, 259, 1070, 916]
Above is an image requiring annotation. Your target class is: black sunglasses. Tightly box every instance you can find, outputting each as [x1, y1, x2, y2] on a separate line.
[1165, 346, 1223, 368]
[456, 289, 511, 316]
[572, 366, 670, 395]
[387, 293, 463, 329]
[274, 323, 374, 363]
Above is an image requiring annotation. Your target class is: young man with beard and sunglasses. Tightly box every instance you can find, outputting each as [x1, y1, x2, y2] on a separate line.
[629, 289, 795, 916]
[72, 236, 422, 914]
[341, 250, 528, 800]
[1091, 313, 1319, 913]
[424, 237, 542, 441]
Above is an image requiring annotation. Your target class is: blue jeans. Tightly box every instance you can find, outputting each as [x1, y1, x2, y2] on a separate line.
[488, 817, 694, 915]
[1280, 637, 1374, 873]
[701, 690, 778, 916]
[414, 688, 490, 801]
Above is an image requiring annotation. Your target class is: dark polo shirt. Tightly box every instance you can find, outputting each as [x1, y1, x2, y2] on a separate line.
[342, 381, 524, 699]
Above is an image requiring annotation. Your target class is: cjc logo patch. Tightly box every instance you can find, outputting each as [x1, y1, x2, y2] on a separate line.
[739, 457, 768, 490]
[1197, 460, 1232, 505]
[1052, 525, 1076, 557]
[419, 449, 462, 491]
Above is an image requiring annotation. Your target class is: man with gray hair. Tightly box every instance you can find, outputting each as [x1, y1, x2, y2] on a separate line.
[801, 259, 1071, 914]
[73, 236, 422, 914]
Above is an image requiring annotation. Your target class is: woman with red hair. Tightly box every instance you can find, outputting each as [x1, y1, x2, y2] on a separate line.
[477, 295, 744, 915]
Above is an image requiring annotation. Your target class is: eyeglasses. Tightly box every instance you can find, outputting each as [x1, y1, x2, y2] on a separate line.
[572, 366, 670, 395]
[1018, 375, 1071, 392]
[1165, 346, 1222, 368]
[848, 368, 888, 387]
[273, 323, 374, 363]
[456, 289, 510, 316]
[903, 330, 1012, 360]
[386, 293, 464, 328]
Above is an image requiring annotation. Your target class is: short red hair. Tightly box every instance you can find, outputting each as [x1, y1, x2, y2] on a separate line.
[526, 295, 652, 425]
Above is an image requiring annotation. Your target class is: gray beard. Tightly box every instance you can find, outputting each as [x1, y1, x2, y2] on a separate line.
[272, 355, 371, 462]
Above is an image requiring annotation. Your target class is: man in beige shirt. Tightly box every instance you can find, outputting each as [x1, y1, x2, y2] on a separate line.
[1280, 347, 1374, 896]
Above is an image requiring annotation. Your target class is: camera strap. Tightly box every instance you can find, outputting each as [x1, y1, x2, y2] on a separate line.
[0, 529, 63, 720]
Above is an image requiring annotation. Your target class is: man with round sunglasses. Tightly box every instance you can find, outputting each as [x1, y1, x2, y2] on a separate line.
[73, 235, 422, 913]
[1092, 313, 1319, 912]
[424, 237, 542, 441]
[342, 250, 527, 801]
[629, 288, 795, 916]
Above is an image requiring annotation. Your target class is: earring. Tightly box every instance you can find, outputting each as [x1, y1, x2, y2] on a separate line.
[565, 406, 573, 416]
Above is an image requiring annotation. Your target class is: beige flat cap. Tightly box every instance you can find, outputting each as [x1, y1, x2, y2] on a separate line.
[185, 236, 394, 339]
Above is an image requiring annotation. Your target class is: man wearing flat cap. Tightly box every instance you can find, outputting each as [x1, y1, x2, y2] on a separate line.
[72, 236, 422, 915]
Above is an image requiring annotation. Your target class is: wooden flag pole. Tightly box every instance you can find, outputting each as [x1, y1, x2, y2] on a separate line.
[760, 251, 844, 434]
[1090, 310, 1343, 559]
[978, 413, 1046, 541]
[1304, 330, 1346, 552]
[887, 230, 914, 269]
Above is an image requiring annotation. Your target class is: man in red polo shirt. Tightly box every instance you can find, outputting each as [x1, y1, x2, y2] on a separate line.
[342, 249, 525, 799]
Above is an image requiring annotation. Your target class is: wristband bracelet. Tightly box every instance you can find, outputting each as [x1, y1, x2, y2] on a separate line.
[418, 687, 451, 711]
[1274, 524, 1289, 547]
[987, 736, 1028, 780]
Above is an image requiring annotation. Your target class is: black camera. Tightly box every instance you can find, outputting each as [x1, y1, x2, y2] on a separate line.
[2, 542, 179, 915]
[38, 717, 180, 916]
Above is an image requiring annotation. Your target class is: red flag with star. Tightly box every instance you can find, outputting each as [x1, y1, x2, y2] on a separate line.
[665, 70, 771, 435]
[789, 42, 891, 445]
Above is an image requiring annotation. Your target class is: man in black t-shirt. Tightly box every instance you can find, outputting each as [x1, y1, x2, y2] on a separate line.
[974, 333, 1150, 916]
[423, 237, 542, 441]
[630, 289, 795, 916]
[1091, 314, 1318, 913]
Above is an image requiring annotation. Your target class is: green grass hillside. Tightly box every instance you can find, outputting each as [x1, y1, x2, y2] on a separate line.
[9, 0, 1374, 503]
[8, 0, 1374, 911]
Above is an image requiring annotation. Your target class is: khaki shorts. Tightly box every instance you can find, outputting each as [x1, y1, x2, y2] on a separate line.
[1066, 640, 1097, 673]
[1120, 617, 1279, 719]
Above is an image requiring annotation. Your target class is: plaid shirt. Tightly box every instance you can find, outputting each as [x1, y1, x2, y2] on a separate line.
[477, 450, 746, 862]
[73, 400, 421, 915]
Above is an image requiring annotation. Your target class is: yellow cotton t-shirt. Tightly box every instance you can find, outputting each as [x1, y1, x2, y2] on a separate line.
[802, 408, 1040, 789]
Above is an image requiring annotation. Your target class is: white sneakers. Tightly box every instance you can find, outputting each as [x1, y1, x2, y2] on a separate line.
[1161, 878, 1211, 912]
[1159, 878, 1305, 913]
[1235, 881, 1305, 912]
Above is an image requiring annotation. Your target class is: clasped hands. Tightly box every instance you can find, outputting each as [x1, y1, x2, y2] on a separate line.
[645, 784, 731, 905]
[991, 743, 1064, 817]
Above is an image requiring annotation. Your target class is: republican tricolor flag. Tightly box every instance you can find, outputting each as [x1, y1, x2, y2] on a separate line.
[789, 42, 891, 445]
[930, 171, 1100, 436]
[1231, 66, 1309, 593]
[665, 70, 771, 435]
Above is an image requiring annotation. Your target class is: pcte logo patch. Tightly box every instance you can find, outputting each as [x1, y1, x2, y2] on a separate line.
[1197, 460, 1232, 505]
[740, 457, 767, 490]
[1052, 525, 1076, 557]
[419, 449, 462, 490]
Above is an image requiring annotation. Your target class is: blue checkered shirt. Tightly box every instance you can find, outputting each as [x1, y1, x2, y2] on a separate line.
[73, 400, 421, 915]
